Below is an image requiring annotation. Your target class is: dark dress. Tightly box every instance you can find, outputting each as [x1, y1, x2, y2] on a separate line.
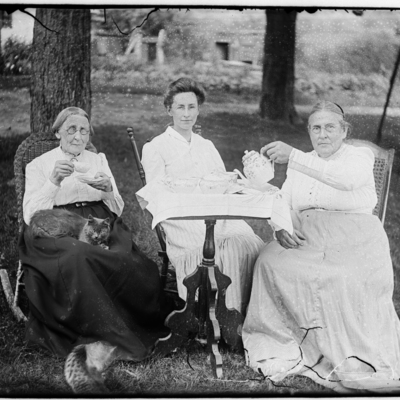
[19, 202, 174, 360]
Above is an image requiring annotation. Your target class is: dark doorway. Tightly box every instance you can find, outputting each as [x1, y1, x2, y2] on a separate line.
[148, 43, 157, 62]
[215, 42, 229, 61]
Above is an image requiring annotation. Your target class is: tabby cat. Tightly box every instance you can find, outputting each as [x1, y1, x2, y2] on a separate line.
[64, 341, 118, 394]
[29, 209, 111, 249]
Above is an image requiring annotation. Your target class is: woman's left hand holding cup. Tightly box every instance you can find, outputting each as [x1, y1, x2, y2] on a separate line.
[87, 172, 113, 192]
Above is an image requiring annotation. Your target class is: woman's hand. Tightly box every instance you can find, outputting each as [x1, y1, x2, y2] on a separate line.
[50, 160, 75, 186]
[88, 172, 113, 192]
[276, 229, 305, 249]
[260, 141, 294, 164]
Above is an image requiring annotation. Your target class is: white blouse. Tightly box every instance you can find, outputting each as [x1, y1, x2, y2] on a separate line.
[23, 146, 124, 224]
[142, 126, 226, 181]
[282, 143, 377, 214]
[141, 126, 259, 256]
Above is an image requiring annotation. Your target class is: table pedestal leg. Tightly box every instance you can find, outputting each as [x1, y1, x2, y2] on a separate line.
[214, 267, 244, 351]
[154, 219, 243, 378]
[153, 266, 201, 356]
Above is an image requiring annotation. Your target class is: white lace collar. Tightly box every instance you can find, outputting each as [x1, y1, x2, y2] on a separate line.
[165, 126, 194, 145]
[311, 142, 348, 161]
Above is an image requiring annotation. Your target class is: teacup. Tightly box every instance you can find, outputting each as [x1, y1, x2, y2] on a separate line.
[199, 174, 230, 194]
[73, 161, 91, 173]
[211, 171, 238, 185]
[167, 177, 199, 194]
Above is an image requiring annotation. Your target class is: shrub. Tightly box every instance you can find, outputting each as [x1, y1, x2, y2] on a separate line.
[91, 59, 261, 95]
[1, 37, 32, 76]
[296, 16, 399, 75]
[0, 134, 28, 161]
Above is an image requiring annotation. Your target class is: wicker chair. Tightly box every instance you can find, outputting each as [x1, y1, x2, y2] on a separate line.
[346, 138, 395, 224]
[0, 132, 98, 321]
[0, 132, 60, 321]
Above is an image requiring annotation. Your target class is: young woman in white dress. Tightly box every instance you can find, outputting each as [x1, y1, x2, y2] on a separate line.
[141, 77, 264, 315]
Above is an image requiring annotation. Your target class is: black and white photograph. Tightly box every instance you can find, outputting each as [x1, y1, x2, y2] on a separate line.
[1, 0, 400, 396]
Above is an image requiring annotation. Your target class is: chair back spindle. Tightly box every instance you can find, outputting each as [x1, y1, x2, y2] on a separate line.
[127, 127, 147, 187]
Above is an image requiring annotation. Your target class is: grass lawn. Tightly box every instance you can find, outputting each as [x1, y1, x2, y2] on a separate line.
[1, 88, 400, 395]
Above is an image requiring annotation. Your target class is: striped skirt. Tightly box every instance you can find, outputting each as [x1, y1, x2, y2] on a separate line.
[162, 219, 264, 315]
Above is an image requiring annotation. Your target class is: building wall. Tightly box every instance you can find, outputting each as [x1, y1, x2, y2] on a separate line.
[169, 9, 265, 65]
[1, 9, 35, 47]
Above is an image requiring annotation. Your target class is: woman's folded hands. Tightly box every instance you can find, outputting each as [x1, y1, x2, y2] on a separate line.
[276, 229, 305, 249]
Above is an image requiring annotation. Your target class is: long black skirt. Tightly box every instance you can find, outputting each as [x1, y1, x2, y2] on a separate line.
[18, 202, 174, 360]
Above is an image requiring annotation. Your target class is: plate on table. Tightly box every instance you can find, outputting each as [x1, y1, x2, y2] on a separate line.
[224, 183, 246, 194]
[235, 179, 280, 195]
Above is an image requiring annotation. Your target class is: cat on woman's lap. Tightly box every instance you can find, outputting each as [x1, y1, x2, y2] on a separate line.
[28, 209, 111, 249]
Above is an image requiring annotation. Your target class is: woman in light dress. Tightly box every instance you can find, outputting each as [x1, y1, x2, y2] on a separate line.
[141, 77, 264, 315]
[242, 101, 400, 393]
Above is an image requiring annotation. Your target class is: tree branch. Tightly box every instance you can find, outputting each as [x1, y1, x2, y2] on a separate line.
[111, 8, 159, 36]
[20, 8, 59, 34]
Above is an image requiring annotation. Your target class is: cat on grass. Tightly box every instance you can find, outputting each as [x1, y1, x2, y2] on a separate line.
[29, 209, 111, 249]
[64, 341, 118, 394]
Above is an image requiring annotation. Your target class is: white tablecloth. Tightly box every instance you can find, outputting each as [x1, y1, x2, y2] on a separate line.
[136, 181, 293, 234]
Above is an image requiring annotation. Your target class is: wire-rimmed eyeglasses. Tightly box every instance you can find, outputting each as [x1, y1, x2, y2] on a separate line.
[63, 126, 90, 136]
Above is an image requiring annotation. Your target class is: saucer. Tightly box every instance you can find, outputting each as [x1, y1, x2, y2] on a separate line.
[76, 175, 103, 185]
[237, 179, 279, 194]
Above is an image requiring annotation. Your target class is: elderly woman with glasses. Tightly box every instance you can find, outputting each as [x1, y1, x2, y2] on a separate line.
[23, 107, 121, 220]
[20, 107, 176, 393]
[242, 101, 400, 393]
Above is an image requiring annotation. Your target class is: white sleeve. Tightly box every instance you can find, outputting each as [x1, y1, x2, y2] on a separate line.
[98, 153, 124, 216]
[279, 169, 293, 210]
[207, 141, 226, 172]
[288, 147, 374, 191]
[268, 168, 293, 234]
[23, 159, 61, 225]
[141, 141, 167, 182]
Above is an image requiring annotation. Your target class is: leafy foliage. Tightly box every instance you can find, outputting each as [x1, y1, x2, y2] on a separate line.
[1, 37, 32, 76]
[104, 8, 175, 37]
[91, 59, 260, 95]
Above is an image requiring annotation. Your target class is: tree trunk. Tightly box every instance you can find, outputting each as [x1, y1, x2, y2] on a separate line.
[30, 9, 91, 133]
[0, 12, 3, 74]
[260, 9, 299, 124]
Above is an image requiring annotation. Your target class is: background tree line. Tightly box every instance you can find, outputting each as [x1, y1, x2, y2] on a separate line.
[2, 7, 400, 132]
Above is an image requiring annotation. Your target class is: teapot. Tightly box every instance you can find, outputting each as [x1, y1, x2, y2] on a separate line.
[234, 150, 274, 190]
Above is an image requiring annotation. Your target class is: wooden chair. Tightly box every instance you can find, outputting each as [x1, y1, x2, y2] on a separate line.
[346, 138, 395, 225]
[127, 125, 202, 294]
[128, 127, 170, 292]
